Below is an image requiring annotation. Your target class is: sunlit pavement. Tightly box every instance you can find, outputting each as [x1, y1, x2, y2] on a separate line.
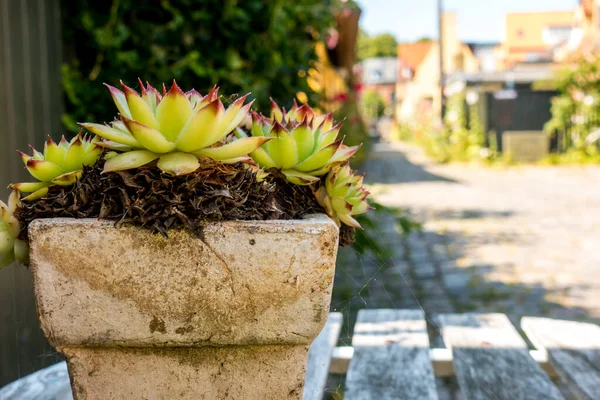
[331, 140, 600, 345]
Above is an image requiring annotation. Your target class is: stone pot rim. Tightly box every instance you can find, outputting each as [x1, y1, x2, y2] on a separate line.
[27, 212, 336, 235]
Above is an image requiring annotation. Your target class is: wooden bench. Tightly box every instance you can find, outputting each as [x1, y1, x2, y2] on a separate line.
[304, 310, 600, 400]
[2, 309, 599, 399]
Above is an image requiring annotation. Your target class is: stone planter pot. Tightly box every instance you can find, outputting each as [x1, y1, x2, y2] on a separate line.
[29, 214, 339, 399]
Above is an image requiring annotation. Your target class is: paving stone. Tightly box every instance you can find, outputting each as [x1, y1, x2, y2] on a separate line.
[406, 233, 426, 248]
[389, 244, 406, 259]
[387, 260, 410, 275]
[421, 231, 443, 245]
[419, 280, 447, 297]
[438, 260, 459, 272]
[430, 243, 449, 262]
[409, 249, 431, 263]
[413, 262, 437, 279]
[442, 271, 470, 295]
[422, 300, 455, 314]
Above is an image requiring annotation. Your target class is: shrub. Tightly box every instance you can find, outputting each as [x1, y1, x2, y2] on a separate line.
[60, 0, 333, 132]
[544, 54, 600, 155]
[393, 91, 497, 164]
[360, 90, 386, 123]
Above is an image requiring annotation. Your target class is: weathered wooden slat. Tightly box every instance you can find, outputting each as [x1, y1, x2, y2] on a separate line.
[345, 309, 438, 400]
[303, 312, 343, 400]
[329, 346, 557, 378]
[437, 313, 563, 400]
[522, 317, 600, 400]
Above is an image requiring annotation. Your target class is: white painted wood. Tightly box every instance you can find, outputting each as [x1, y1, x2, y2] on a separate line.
[303, 312, 343, 400]
[345, 309, 438, 400]
[329, 346, 353, 375]
[522, 317, 600, 400]
[430, 348, 455, 377]
[438, 313, 563, 400]
[329, 346, 556, 377]
[530, 349, 559, 378]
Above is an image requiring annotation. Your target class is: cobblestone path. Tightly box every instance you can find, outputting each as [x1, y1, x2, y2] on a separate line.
[327, 140, 600, 398]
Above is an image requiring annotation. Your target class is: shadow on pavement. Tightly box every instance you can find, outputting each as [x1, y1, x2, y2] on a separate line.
[361, 147, 457, 185]
[329, 205, 599, 345]
[426, 208, 515, 220]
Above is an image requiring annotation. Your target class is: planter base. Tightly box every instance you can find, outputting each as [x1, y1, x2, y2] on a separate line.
[30, 216, 339, 399]
[63, 345, 309, 400]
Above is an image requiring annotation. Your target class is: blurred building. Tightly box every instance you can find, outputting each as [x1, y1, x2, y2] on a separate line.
[355, 57, 398, 106]
[555, 0, 600, 61]
[445, 67, 555, 152]
[497, 11, 574, 69]
[395, 12, 479, 121]
[466, 42, 501, 72]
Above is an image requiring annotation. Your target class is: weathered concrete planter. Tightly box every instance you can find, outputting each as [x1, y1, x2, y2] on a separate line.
[29, 214, 339, 399]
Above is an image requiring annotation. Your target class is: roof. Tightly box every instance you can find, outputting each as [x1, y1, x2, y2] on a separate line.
[465, 42, 501, 47]
[358, 57, 398, 85]
[397, 42, 433, 71]
[446, 67, 554, 87]
[505, 10, 574, 16]
[465, 42, 501, 52]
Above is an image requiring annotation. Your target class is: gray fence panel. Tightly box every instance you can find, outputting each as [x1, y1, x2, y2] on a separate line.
[0, 0, 64, 387]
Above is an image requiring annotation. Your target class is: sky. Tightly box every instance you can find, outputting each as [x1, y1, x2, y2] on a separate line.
[356, 0, 579, 43]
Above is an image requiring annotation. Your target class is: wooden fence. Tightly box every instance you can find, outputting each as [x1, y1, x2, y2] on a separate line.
[0, 0, 64, 387]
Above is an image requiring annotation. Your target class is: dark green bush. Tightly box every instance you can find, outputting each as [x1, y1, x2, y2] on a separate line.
[61, 0, 333, 132]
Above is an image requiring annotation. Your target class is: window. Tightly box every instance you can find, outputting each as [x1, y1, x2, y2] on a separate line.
[368, 69, 383, 83]
[400, 67, 413, 79]
[525, 52, 542, 62]
[542, 26, 573, 45]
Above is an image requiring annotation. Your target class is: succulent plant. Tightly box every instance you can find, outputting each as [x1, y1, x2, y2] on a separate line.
[80, 80, 270, 176]
[0, 191, 28, 267]
[315, 163, 372, 229]
[11, 133, 102, 201]
[235, 100, 359, 185]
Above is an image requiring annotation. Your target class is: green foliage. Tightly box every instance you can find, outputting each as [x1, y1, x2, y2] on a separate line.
[541, 147, 600, 165]
[393, 91, 497, 164]
[357, 31, 398, 61]
[334, 100, 370, 165]
[60, 0, 333, 132]
[391, 123, 413, 141]
[360, 90, 385, 123]
[544, 54, 600, 155]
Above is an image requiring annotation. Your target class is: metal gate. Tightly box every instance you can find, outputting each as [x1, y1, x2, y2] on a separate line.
[486, 88, 555, 152]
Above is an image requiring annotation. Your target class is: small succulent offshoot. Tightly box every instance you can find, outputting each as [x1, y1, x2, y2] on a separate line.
[0, 191, 28, 267]
[11, 133, 102, 201]
[316, 163, 372, 229]
[80, 80, 270, 176]
[236, 100, 359, 185]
